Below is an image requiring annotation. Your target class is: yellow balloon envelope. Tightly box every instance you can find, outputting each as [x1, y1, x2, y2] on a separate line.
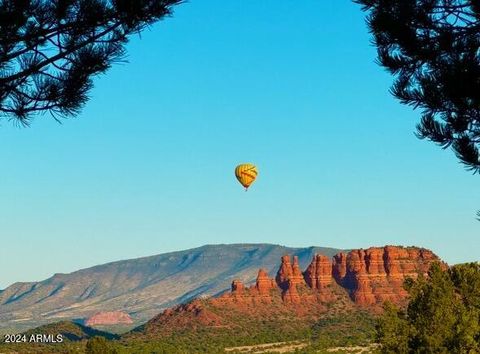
[235, 163, 258, 190]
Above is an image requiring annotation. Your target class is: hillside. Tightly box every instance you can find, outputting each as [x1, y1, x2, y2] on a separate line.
[22, 321, 118, 341]
[0, 243, 342, 332]
[0, 245, 443, 353]
[121, 245, 442, 353]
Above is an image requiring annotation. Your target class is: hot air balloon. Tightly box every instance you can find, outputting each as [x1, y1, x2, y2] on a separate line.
[235, 163, 258, 191]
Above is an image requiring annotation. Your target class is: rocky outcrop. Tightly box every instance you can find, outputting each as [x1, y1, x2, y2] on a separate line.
[218, 246, 443, 307]
[332, 246, 443, 305]
[275, 255, 306, 290]
[218, 269, 278, 304]
[255, 269, 276, 295]
[139, 245, 445, 339]
[303, 254, 332, 289]
[332, 252, 347, 280]
[151, 300, 224, 332]
[85, 311, 133, 326]
[275, 256, 309, 303]
[281, 279, 303, 303]
[231, 280, 245, 293]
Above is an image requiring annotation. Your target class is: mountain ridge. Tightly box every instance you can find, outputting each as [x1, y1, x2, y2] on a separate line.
[0, 243, 343, 332]
[2, 243, 342, 289]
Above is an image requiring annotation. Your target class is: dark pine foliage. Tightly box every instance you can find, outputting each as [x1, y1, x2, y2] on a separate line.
[0, 0, 181, 125]
[355, 0, 480, 173]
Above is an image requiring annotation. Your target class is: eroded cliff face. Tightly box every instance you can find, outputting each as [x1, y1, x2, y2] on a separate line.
[255, 269, 277, 295]
[217, 246, 443, 307]
[85, 311, 133, 326]
[275, 256, 305, 290]
[304, 254, 332, 289]
[332, 246, 442, 305]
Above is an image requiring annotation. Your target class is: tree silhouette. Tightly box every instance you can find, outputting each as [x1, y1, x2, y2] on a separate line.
[0, 0, 181, 125]
[355, 0, 480, 173]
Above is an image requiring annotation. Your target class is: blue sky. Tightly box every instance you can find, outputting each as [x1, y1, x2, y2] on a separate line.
[1, 0, 478, 289]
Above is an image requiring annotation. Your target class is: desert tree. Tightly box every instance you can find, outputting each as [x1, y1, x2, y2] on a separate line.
[0, 0, 181, 125]
[355, 0, 480, 173]
[377, 263, 480, 353]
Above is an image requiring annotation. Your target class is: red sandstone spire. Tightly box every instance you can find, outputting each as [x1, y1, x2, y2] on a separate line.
[303, 254, 332, 289]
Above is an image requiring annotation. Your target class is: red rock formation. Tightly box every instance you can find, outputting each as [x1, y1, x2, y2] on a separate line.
[222, 279, 248, 303]
[365, 248, 385, 275]
[333, 246, 443, 306]
[149, 300, 224, 331]
[255, 269, 276, 294]
[383, 246, 438, 275]
[275, 255, 306, 290]
[303, 254, 332, 289]
[282, 279, 301, 303]
[344, 249, 376, 304]
[85, 311, 133, 326]
[332, 252, 347, 282]
[211, 246, 443, 308]
[231, 280, 245, 293]
[216, 270, 278, 305]
[292, 256, 304, 283]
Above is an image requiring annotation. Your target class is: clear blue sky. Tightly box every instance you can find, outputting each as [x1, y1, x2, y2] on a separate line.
[1, 0, 478, 289]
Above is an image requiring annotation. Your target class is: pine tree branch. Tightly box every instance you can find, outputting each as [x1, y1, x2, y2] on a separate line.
[1, 22, 122, 84]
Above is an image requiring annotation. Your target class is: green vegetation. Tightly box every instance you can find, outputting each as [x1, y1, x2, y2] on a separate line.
[377, 262, 480, 353]
[110, 311, 376, 353]
[9, 264, 480, 353]
[0, 310, 378, 353]
[86, 337, 118, 354]
[310, 311, 376, 349]
[23, 321, 118, 341]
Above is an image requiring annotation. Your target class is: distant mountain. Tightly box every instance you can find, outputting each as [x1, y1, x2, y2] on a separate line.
[0, 243, 342, 332]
